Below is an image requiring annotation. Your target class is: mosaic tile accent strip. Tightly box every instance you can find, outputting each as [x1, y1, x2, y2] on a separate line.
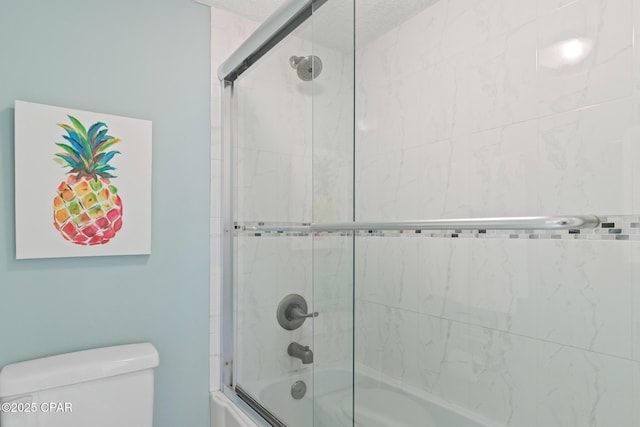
[234, 216, 640, 241]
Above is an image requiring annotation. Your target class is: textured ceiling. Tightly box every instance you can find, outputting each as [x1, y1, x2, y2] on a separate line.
[205, 0, 442, 48]
[204, 0, 285, 23]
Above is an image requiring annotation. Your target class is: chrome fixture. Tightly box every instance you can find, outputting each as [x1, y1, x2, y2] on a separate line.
[289, 55, 323, 81]
[243, 214, 601, 233]
[291, 380, 307, 400]
[277, 294, 318, 330]
[287, 342, 313, 364]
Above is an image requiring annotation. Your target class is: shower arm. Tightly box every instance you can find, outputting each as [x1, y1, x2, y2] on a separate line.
[241, 215, 601, 233]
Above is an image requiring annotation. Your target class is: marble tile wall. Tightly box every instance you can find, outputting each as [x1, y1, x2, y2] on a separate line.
[354, 0, 640, 425]
[355, 0, 640, 221]
[356, 237, 637, 426]
[235, 235, 314, 400]
[234, 26, 313, 224]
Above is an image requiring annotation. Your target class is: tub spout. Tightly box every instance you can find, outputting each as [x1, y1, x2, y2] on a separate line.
[287, 342, 313, 364]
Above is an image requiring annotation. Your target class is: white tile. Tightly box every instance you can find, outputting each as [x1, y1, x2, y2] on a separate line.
[632, 242, 640, 361]
[210, 354, 221, 392]
[445, 119, 539, 218]
[634, 362, 640, 426]
[377, 305, 420, 388]
[235, 236, 312, 311]
[237, 304, 306, 391]
[313, 235, 353, 302]
[420, 302, 537, 426]
[417, 314, 453, 397]
[356, 140, 453, 222]
[537, 343, 635, 426]
[209, 331, 219, 358]
[357, 236, 420, 312]
[537, 0, 633, 115]
[466, 239, 538, 338]
[312, 151, 353, 222]
[209, 266, 220, 317]
[236, 148, 312, 222]
[419, 62, 457, 144]
[211, 8, 260, 63]
[355, 28, 402, 89]
[210, 125, 222, 160]
[356, 301, 419, 388]
[452, 21, 538, 136]
[417, 315, 470, 407]
[209, 227, 220, 258]
[417, 238, 470, 322]
[356, 63, 456, 152]
[537, 240, 632, 358]
[210, 172, 222, 220]
[210, 227, 221, 320]
[210, 315, 221, 341]
[354, 149, 402, 221]
[355, 300, 373, 369]
[395, 0, 449, 70]
[538, 0, 581, 16]
[467, 325, 538, 427]
[634, 0, 640, 95]
[313, 298, 353, 370]
[231, 35, 313, 224]
[538, 98, 635, 214]
[632, 99, 640, 214]
[235, 148, 276, 222]
[442, 0, 537, 60]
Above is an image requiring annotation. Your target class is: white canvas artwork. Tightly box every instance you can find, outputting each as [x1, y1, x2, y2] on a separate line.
[15, 100, 152, 259]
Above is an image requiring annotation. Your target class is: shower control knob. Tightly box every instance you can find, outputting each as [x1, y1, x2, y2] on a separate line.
[277, 294, 318, 330]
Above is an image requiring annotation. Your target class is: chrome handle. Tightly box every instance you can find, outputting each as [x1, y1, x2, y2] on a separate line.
[277, 294, 317, 330]
[290, 307, 319, 320]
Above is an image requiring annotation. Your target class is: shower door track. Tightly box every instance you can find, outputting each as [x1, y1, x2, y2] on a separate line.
[240, 214, 601, 232]
[218, 0, 327, 82]
[235, 386, 288, 427]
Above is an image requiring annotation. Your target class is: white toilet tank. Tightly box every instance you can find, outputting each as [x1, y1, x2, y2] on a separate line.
[0, 343, 159, 427]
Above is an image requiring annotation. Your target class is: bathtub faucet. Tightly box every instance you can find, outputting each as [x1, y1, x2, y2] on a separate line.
[287, 342, 313, 364]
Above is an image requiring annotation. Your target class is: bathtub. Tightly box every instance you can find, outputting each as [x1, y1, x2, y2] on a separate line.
[253, 368, 501, 427]
[210, 391, 258, 427]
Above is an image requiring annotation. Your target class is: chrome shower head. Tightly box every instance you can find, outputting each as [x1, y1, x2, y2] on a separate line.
[290, 55, 323, 81]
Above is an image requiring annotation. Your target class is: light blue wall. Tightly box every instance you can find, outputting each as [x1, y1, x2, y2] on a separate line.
[0, 0, 211, 425]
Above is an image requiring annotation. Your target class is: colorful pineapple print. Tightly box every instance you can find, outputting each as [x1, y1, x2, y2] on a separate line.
[52, 116, 123, 245]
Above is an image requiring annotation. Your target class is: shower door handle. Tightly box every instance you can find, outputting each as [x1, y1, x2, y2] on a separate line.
[244, 215, 601, 232]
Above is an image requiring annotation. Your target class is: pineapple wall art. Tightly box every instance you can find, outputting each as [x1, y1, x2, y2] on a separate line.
[15, 101, 152, 259]
[53, 117, 123, 245]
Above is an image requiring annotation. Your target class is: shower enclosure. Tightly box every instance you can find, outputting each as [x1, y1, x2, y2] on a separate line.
[219, 0, 640, 426]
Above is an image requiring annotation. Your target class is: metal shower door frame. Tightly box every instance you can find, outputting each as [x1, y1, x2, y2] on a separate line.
[218, 1, 325, 425]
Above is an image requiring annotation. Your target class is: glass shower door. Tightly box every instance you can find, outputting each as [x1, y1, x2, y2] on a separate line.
[230, 16, 315, 427]
[310, 0, 355, 425]
[224, 0, 640, 426]
[348, 0, 640, 426]
[224, 2, 356, 425]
